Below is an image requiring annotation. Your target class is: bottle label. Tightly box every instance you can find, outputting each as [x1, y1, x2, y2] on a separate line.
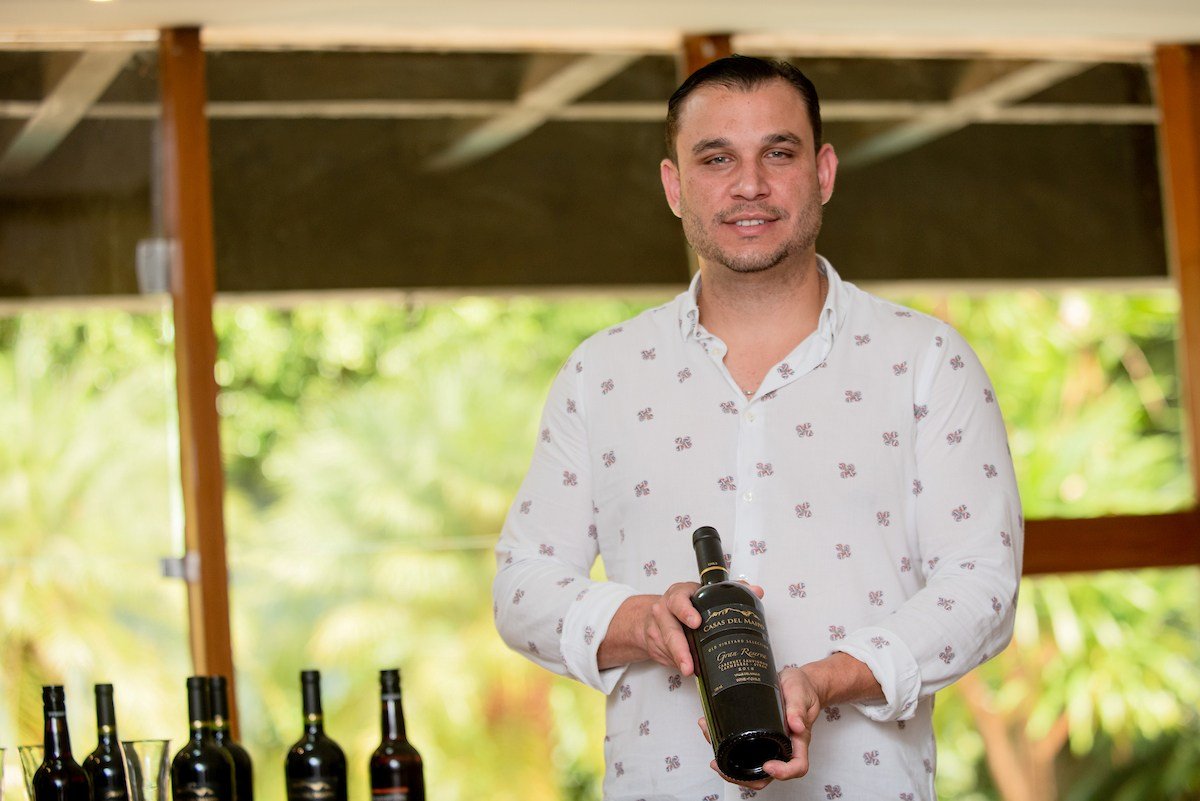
[289, 780, 339, 801]
[371, 788, 409, 801]
[175, 784, 222, 801]
[696, 603, 778, 696]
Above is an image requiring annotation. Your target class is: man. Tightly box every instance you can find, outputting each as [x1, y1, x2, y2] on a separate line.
[493, 55, 1022, 801]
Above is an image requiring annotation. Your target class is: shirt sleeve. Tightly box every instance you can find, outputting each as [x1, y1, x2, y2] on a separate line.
[839, 323, 1024, 721]
[492, 342, 640, 694]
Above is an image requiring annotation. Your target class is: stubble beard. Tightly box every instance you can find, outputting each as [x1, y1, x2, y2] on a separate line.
[682, 190, 824, 275]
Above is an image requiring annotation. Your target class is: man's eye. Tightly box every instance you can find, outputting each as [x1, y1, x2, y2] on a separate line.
[767, 150, 793, 159]
[706, 155, 731, 165]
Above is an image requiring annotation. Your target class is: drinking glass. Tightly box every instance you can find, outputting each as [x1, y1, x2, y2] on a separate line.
[120, 740, 170, 801]
[16, 745, 42, 801]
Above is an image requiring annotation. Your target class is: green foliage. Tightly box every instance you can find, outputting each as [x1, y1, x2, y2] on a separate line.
[212, 297, 650, 801]
[0, 309, 192, 784]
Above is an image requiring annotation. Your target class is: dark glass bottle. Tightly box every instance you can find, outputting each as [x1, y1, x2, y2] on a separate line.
[170, 676, 235, 801]
[368, 670, 424, 801]
[33, 686, 92, 801]
[83, 684, 129, 801]
[284, 671, 347, 801]
[209, 676, 253, 801]
[683, 526, 791, 781]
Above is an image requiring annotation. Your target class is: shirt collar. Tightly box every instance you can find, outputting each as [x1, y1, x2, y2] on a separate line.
[677, 254, 846, 344]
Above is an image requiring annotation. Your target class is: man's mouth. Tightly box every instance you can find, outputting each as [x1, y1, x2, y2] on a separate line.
[734, 219, 768, 228]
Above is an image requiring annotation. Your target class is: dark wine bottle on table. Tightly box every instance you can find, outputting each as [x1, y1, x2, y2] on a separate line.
[285, 671, 347, 801]
[33, 686, 92, 801]
[83, 684, 129, 801]
[684, 526, 791, 782]
[369, 669, 424, 801]
[171, 676, 235, 801]
[209, 676, 253, 801]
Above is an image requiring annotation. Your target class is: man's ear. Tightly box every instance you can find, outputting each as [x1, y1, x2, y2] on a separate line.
[816, 143, 838, 205]
[660, 158, 683, 218]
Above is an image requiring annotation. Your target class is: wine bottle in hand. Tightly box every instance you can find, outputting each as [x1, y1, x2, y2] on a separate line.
[83, 684, 129, 801]
[33, 686, 91, 801]
[368, 670, 424, 801]
[284, 671, 347, 801]
[684, 526, 791, 782]
[171, 677, 235, 801]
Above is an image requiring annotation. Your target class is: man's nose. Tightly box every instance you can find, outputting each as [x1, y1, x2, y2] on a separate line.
[731, 161, 769, 200]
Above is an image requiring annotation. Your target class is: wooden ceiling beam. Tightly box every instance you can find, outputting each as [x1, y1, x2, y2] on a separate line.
[0, 44, 135, 176]
[0, 98, 1158, 125]
[839, 60, 1090, 168]
[425, 51, 637, 171]
[1023, 511, 1200, 574]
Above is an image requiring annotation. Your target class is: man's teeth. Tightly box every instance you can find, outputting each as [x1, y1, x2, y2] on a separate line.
[734, 220, 767, 227]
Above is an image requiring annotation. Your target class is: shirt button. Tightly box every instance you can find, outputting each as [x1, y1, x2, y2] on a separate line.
[742, 491, 753, 503]
[745, 410, 757, 422]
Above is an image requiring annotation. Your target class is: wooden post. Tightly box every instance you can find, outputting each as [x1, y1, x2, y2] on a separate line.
[681, 33, 734, 79]
[1155, 45, 1200, 503]
[158, 27, 239, 735]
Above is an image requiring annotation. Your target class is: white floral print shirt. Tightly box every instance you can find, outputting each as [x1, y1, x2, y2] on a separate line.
[494, 258, 1023, 801]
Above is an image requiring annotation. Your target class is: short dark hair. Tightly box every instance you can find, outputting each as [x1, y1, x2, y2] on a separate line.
[664, 55, 822, 162]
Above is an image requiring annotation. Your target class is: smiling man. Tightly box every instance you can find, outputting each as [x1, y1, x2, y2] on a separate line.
[494, 56, 1023, 801]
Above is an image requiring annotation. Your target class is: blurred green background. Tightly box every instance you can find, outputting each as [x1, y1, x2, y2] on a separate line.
[1, 288, 1197, 801]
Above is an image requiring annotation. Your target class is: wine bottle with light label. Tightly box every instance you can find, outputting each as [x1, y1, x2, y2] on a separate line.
[209, 676, 253, 801]
[83, 684, 129, 801]
[284, 671, 347, 801]
[684, 526, 791, 781]
[369, 669, 424, 801]
[33, 686, 92, 801]
[171, 676, 235, 801]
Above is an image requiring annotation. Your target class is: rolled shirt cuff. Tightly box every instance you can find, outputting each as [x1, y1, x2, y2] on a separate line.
[561, 580, 641, 694]
[836, 626, 922, 722]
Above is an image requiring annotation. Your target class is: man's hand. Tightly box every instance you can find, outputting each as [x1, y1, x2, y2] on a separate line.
[597, 581, 765, 672]
[698, 654, 880, 789]
[696, 666, 822, 790]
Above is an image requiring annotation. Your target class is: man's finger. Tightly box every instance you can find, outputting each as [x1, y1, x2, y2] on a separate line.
[663, 625, 693, 675]
[709, 759, 772, 791]
[663, 586, 701, 628]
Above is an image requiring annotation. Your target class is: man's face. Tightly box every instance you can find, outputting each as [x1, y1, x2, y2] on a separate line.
[661, 79, 838, 276]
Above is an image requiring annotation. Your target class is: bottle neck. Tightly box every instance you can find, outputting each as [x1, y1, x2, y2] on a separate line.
[699, 564, 729, 586]
[693, 528, 728, 586]
[304, 712, 326, 736]
[95, 688, 118, 746]
[211, 714, 231, 742]
[186, 679, 213, 743]
[44, 709, 74, 759]
[190, 719, 212, 744]
[96, 724, 119, 747]
[380, 693, 407, 741]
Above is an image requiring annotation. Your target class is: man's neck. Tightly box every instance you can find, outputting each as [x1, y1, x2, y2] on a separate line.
[695, 252, 827, 396]
[697, 253, 825, 349]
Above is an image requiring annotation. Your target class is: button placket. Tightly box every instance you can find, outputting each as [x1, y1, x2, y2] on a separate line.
[733, 389, 768, 575]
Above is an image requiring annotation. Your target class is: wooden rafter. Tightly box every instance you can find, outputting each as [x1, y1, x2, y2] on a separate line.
[0, 45, 135, 176]
[0, 98, 1158, 125]
[839, 60, 1091, 168]
[425, 52, 638, 171]
[1023, 511, 1200, 574]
